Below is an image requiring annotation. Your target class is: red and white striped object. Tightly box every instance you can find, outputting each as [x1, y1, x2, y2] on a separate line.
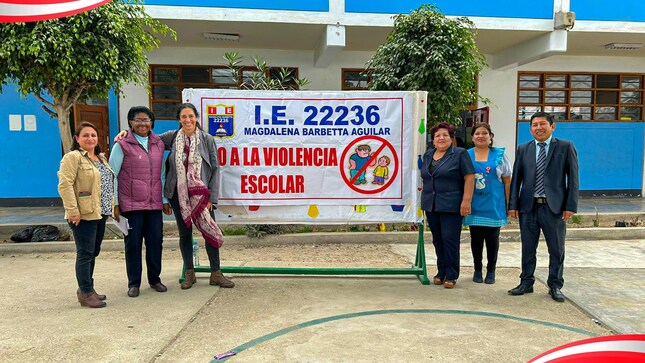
[0, 0, 112, 22]
[529, 334, 645, 363]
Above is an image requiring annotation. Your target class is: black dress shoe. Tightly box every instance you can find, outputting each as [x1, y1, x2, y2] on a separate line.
[150, 282, 168, 293]
[508, 284, 534, 295]
[549, 288, 565, 302]
[127, 287, 140, 297]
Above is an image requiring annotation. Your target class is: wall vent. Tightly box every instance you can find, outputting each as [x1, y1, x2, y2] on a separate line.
[203, 33, 240, 42]
[604, 43, 642, 50]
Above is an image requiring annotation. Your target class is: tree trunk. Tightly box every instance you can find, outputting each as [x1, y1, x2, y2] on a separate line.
[56, 104, 74, 153]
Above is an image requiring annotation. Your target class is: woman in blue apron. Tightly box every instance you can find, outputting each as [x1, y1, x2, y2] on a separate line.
[463, 123, 512, 284]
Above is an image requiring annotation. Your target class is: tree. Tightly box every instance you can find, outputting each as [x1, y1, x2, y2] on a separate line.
[223, 51, 310, 91]
[366, 4, 487, 127]
[0, 0, 175, 151]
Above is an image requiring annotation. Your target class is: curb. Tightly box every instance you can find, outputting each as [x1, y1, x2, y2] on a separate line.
[1, 228, 643, 254]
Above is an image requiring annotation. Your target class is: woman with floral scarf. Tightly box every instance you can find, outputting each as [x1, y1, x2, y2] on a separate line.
[160, 103, 234, 289]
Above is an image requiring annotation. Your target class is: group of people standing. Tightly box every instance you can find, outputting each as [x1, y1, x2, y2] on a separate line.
[58, 106, 578, 308]
[57, 103, 233, 308]
[420, 112, 579, 303]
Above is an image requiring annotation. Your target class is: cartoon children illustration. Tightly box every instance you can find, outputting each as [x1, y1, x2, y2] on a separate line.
[349, 144, 376, 185]
[372, 155, 390, 185]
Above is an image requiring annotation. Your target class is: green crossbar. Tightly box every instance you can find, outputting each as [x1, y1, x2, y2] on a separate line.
[180, 223, 429, 285]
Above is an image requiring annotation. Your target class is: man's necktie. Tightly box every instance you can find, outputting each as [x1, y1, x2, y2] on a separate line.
[535, 142, 547, 197]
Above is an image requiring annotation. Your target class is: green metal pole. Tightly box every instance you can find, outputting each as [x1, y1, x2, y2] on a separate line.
[180, 227, 432, 285]
[415, 222, 430, 285]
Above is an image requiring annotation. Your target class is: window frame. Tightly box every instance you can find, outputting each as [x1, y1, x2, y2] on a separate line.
[341, 68, 479, 110]
[517, 72, 644, 122]
[341, 68, 373, 91]
[149, 64, 300, 118]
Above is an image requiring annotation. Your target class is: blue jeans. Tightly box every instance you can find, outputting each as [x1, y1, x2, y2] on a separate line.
[69, 216, 108, 293]
[169, 191, 220, 271]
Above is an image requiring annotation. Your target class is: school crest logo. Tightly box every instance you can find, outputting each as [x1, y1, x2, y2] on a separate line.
[0, 0, 112, 23]
[207, 104, 235, 139]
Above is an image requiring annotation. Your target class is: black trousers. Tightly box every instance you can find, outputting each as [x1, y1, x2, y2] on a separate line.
[469, 226, 500, 273]
[519, 204, 566, 289]
[69, 216, 108, 293]
[426, 211, 463, 281]
[121, 210, 163, 288]
[169, 191, 220, 271]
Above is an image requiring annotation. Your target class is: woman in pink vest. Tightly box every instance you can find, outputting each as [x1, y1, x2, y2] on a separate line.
[115, 104, 233, 290]
[109, 106, 170, 298]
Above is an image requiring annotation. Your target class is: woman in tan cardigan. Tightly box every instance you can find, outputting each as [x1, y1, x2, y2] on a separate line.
[58, 122, 114, 308]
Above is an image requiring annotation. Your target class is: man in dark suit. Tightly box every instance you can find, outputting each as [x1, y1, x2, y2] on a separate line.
[507, 112, 579, 302]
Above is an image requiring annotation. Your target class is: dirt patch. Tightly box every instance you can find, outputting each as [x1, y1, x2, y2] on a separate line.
[8, 243, 412, 267]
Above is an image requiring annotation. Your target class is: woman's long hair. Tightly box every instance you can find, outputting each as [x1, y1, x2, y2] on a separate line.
[176, 103, 203, 130]
[70, 121, 102, 154]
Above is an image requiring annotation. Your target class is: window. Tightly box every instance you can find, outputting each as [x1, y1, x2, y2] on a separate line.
[342, 69, 373, 90]
[517, 72, 644, 121]
[347, 68, 480, 110]
[149, 65, 300, 119]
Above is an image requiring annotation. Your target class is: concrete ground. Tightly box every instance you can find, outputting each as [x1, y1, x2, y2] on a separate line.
[0, 197, 642, 362]
[1, 237, 643, 363]
[1, 196, 644, 241]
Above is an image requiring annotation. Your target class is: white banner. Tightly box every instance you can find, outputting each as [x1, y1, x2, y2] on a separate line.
[183, 89, 427, 223]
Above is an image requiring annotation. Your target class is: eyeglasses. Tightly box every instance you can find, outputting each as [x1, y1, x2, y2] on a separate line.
[132, 118, 152, 123]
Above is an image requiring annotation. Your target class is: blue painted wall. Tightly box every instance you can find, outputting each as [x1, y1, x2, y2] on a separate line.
[0, 83, 62, 198]
[108, 91, 119, 144]
[517, 122, 645, 191]
[0, 84, 121, 200]
[142, 0, 328, 12]
[345, 0, 553, 19]
[571, 0, 645, 22]
[143, 0, 645, 21]
[152, 120, 180, 135]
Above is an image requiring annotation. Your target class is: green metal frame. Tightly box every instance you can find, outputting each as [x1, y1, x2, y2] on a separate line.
[179, 223, 430, 285]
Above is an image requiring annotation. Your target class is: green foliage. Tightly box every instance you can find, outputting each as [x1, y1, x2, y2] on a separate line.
[366, 4, 487, 126]
[223, 52, 310, 90]
[0, 0, 175, 150]
[567, 215, 583, 225]
[222, 226, 247, 236]
[294, 226, 313, 234]
[592, 207, 600, 227]
[245, 224, 285, 239]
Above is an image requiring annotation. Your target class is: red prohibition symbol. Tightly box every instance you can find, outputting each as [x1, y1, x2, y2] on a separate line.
[339, 135, 399, 195]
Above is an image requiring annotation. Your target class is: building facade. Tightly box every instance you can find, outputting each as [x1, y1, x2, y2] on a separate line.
[1, 0, 644, 205]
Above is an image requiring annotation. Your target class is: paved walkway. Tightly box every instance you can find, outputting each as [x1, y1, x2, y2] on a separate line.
[0, 197, 643, 362]
[1, 196, 644, 226]
[1, 241, 637, 363]
[1, 197, 643, 241]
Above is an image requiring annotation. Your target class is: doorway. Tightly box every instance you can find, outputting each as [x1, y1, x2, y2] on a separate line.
[73, 104, 110, 157]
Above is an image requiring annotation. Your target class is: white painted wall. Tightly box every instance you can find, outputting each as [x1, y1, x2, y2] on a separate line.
[118, 47, 374, 128]
[118, 49, 645, 193]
